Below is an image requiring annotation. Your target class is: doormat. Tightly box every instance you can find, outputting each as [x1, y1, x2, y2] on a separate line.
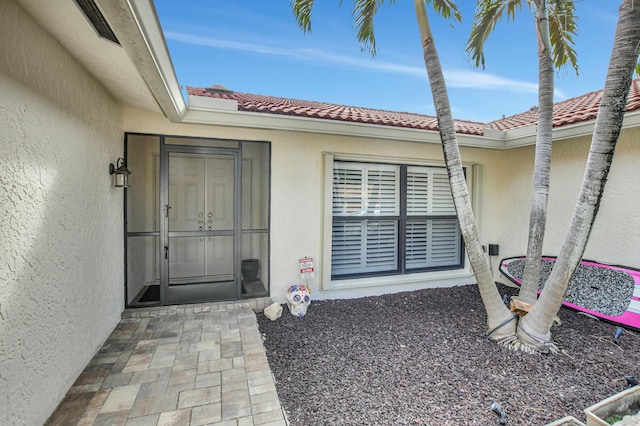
[242, 280, 266, 296]
[139, 285, 160, 302]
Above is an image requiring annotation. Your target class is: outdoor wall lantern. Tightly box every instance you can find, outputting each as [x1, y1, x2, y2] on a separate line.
[109, 158, 131, 188]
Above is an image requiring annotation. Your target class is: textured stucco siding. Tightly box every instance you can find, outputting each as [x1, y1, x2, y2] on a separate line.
[494, 128, 640, 283]
[0, 1, 124, 424]
[125, 109, 640, 301]
[124, 109, 504, 301]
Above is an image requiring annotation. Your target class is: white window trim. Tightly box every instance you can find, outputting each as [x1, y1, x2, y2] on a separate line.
[321, 152, 481, 291]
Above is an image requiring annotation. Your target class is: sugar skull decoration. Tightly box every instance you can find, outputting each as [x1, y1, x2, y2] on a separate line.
[287, 284, 311, 317]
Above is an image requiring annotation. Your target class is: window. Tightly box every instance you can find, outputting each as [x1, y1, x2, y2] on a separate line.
[331, 161, 463, 278]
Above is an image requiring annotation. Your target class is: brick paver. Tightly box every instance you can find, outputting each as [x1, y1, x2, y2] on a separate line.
[45, 298, 288, 425]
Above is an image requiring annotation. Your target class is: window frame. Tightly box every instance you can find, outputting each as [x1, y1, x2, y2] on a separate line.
[322, 153, 478, 290]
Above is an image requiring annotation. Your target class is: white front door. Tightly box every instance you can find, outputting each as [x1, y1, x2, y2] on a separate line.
[163, 150, 238, 304]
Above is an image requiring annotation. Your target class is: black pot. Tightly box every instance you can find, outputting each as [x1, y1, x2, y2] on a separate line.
[241, 259, 259, 282]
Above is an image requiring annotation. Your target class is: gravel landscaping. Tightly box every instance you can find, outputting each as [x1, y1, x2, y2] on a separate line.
[257, 283, 640, 425]
[503, 259, 636, 317]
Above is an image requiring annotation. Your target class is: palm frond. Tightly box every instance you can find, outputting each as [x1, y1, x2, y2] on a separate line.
[467, 0, 524, 69]
[352, 0, 382, 56]
[428, 0, 462, 22]
[291, 0, 316, 33]
[547, 0, 579, 74]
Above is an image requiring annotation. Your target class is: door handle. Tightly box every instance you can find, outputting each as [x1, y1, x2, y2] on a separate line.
[207, 212, 213, 230]
[164, 245, 169, 259]
[198, 220, 203, 231]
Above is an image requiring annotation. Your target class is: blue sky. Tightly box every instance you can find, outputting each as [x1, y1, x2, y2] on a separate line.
[154, 1, 621, 123]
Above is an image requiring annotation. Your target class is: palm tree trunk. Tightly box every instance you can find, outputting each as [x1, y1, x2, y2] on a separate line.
[518, 0, 640, 352]
[519, 1, 554, 305]
[413, 0, 515, 339]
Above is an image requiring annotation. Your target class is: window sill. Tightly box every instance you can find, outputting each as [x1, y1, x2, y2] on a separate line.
[326, 267, 475, 291]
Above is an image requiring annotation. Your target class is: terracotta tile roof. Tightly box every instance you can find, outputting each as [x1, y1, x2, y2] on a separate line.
[488, 79, 640, 131]
[187, 86, 486, 136]
[187, 79, 640, 135]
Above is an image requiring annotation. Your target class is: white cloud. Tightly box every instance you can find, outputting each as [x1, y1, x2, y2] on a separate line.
[165, 32, 291, 56]
[165, 31, 565, 97]
[445, 71, 536, 92]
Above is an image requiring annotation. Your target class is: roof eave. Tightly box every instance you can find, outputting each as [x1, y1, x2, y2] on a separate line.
[503, 108, 640, 148]
[182, 106, 506, 149]
[99, 0, 187, 121]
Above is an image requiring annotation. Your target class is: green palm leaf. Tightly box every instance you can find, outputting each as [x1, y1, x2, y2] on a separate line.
[291, 0, 315, 33]
[292, 0, 460, 57]
[547, 0, 578, 74]
[467, 0, 578, 73]
[466, 0, 523, 69]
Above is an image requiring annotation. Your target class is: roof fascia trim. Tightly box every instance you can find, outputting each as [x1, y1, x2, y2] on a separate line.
[503, 109, 640, 149]
[182, 107, 506, 149]
[188, 95, 239, 111]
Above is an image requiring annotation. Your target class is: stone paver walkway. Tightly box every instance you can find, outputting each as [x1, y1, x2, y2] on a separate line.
[45, 298, 288, 426]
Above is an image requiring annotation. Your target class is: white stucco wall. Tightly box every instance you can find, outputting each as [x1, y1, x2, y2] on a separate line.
[125, 107, 640, 303]
[0, 1, 125, 424]
[124, 109, 504, 302]
[494, 128, 640, 285]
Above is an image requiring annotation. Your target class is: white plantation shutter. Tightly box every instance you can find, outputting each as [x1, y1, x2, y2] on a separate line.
[332, 221, 364, 274]
[404, 166, 459, 270]
[333, 162, 399, 217]
[406, 219, 460, 269]
[405, 220, 428, 266]
[365, 220, 398, 271]
[331, 161, 461, 277]
[431, 220, 461, 265]
[366, 168, 398, 215]
[333, 166, 363, 216]
[431, 170, 455, 215]
[407, 168, 429, 214]
[332, 162, 399, 275]
[331, 220, 398, 274]
[407, 167, 455, 215]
